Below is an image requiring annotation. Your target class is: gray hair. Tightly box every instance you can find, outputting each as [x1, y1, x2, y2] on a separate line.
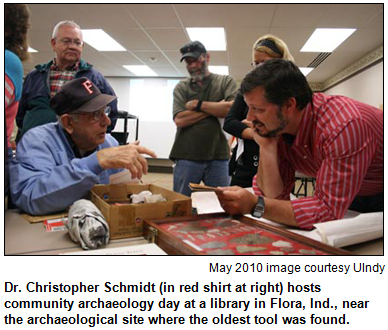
[52, 20, 82, 39]
[58, 114, 79, 124]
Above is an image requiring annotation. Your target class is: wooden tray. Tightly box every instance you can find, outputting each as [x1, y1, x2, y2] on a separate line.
[143, 213, 352, 255]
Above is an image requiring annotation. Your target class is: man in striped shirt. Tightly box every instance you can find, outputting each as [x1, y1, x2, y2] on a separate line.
[216, 59, 383, 229]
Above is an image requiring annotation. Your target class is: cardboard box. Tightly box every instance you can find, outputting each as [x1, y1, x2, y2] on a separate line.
[91, 184, 192, 239]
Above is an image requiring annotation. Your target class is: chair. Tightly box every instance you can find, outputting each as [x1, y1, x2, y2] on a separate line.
[293, 172, 316, 197]
[111, 110, 139, 145]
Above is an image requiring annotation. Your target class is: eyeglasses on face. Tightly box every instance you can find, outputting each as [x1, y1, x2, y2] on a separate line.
[73, 106, 111, 122]
[251, 61, 264, 68]
[57, 38, 84, 47]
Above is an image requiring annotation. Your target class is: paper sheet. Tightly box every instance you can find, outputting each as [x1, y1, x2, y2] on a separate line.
[61, 243, 167, 255]
[192, 191, 224, 214]
[191, 188, 254, 214]
[313, 212, 383, 248]
[191, 191, 383, 248]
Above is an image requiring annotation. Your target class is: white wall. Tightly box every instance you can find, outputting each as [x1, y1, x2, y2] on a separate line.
[107, 78, 131, 111]
[324, 61, 383, 108]
[106, 77, 138, 143]
[106, 77, 178, 159]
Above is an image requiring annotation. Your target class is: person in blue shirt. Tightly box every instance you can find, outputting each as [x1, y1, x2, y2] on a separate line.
[5, 4, 30, 198]
[10, 78, 156, 215]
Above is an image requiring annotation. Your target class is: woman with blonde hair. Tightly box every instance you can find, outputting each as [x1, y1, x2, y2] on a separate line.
[224, 34, 294, 187]
[252, 34, 294, 64]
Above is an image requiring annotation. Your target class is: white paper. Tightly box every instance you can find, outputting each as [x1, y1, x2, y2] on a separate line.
[313, 212, 383, 248]
[191, 188, 255, 214]
[191, 191, 383, 248]
[61, 243, 167, 255]
[192, 191, 224, 214]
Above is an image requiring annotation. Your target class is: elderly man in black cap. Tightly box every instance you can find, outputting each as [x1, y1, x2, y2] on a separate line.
[169, 40, 238, 196]
[10, 77, 156, 215]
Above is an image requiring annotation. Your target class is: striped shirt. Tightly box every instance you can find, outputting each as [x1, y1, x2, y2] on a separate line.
[49, 59, 79, 97]
[253, 92, 383, 229]
[5, 75, 18, 147]
[5, 74, 15, 108]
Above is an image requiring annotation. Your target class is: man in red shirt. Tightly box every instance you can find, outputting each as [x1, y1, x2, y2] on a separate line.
[216, 59, 383, 229]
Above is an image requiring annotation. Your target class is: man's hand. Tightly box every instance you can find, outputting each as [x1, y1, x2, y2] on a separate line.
[216, 186, 298, 227]
[215, 186, 258, 215]
[185, 100, 199, 111]
[185, 99, 233, 118]
[252, 129, 280, 150]
[97, 142, 157, 179]
[241, 119, 252, 127]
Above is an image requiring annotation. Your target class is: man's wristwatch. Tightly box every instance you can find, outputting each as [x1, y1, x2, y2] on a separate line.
[252, 196, 265, 218]
[195, 100, 203, 112]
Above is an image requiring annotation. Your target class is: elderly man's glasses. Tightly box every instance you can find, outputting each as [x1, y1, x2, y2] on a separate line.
[57, 38, 83, 47]
[73, 106, 111, 122]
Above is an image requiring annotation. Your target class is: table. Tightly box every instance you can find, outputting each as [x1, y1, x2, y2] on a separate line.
[4, 209, 383, 256]
[4, 209, 147, 255]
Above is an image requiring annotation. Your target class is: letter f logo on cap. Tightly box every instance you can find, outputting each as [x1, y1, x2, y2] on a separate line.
[82, 80, 94, 94]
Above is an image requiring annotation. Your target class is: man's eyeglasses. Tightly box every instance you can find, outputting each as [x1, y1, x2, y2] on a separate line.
[73, 106, 111, 122]
[57, 38, 84, 47]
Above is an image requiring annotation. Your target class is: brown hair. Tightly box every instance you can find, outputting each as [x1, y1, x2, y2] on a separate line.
[5, 4, 30, 62]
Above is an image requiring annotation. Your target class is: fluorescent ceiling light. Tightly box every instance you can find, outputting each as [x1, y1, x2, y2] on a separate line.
[301, 28, 356, 52]
[186, 27, 226, 51]
[123, 65, 158, 76]
[82, 29, 126, 51]
[28, 47, 38, 52]
[209, 66, 229, 75]
[299, 67, 314, 76]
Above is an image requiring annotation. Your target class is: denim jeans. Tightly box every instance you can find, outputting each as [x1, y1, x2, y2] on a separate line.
[173, 159, 230, 196]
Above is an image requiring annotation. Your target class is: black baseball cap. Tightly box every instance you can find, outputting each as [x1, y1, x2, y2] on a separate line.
[50, 77, 117, 116]
[180, 40, 207, 62]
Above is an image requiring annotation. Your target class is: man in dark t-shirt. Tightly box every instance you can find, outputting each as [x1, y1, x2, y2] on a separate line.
[169, 41, 237, 196]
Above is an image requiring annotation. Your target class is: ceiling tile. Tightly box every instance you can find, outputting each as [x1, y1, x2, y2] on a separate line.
[272, 4, 331, 28]
[149, 66, 182, 77]
[132, 51, 175, 66]
[363, 10, 384, 29]
[77, 4, 138, 29]
[110, 29, 158, 51]
[318, 3, 384, 28]
[122, 4, 181, 28]
[145, 28, 189, 51]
